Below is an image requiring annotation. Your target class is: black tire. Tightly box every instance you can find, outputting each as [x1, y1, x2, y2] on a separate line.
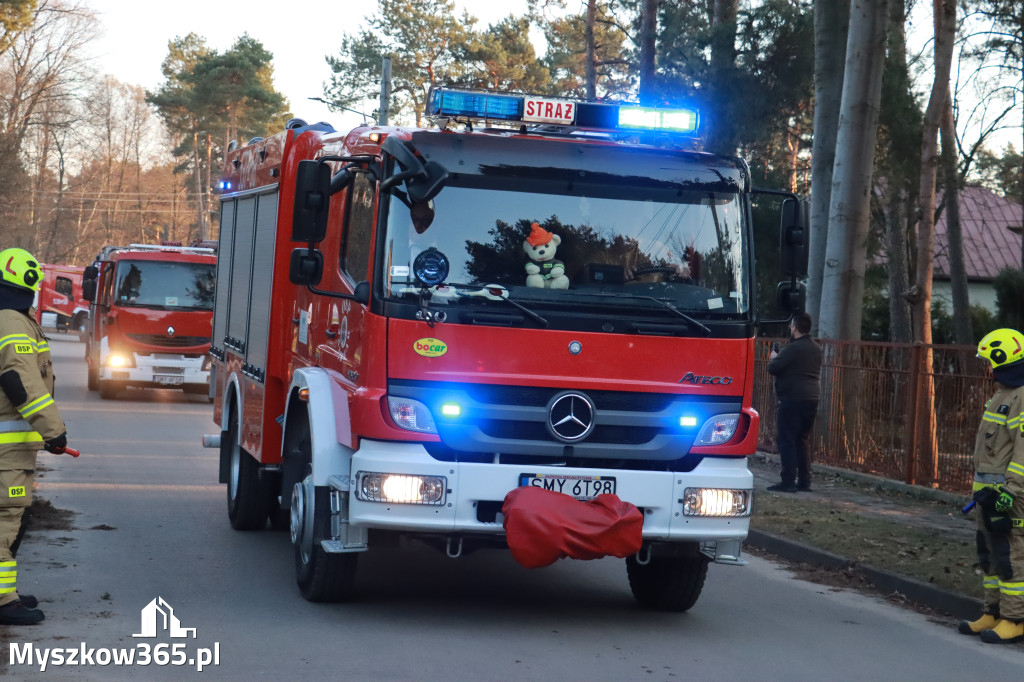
[626, 551, 708, 612]
[98, 380, 120, 400]
[292, 466, 358, 602]
[226, 405, 270, 530]
[87, 364, 98, 392]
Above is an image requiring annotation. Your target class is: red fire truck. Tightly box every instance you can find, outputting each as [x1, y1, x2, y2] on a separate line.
[34, 264, 87, 333]
[81, 243, 218, 400]
[205, 88, 807, 609]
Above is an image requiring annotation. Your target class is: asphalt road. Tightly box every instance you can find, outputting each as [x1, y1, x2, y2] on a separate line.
[2, 334, 1022, 680]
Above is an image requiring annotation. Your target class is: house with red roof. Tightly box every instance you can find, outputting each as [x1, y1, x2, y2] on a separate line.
[933, 185, 1022, 314]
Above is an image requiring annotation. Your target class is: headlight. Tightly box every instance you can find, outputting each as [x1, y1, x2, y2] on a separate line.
[356, 472, 447, 505]
[695, 414, 739, 445]
[202, 354, 212, 371]
[107, 352, 135, 368]
[387, 396, 437, 433]
[682, 488, 751, 517]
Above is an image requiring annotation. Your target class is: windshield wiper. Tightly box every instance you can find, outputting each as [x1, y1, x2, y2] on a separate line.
[398, 282, 548, 328]
[585, 292, 712, 336]
[441, 283, 548, 328]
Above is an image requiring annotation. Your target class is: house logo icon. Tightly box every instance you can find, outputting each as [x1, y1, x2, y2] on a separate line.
[132, 597, 197, 638]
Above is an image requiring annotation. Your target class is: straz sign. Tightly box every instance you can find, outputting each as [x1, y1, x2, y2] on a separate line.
[523, 97, 576, 125]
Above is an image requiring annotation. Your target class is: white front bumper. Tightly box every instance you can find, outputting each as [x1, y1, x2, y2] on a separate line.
[345, 439, 752, 542]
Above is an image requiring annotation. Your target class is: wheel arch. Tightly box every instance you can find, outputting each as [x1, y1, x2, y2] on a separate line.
[284, 367, 355, 488]
[217, 374, 243, 484]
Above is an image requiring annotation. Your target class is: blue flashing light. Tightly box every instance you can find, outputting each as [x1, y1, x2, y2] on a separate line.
[440, 402, 462, 418]
[429, 89, 523, 120]
[217, 180, 232, 191]
[618, 105, 699, 135]
[680, 415, 699, 428]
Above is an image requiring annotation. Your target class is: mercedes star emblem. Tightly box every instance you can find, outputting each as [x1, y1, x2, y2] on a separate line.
[547, 391, 596, 442]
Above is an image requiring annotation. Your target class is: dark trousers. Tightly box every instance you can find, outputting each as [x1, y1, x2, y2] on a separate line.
[776, 399, 818, 486]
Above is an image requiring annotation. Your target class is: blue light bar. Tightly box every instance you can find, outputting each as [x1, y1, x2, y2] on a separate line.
[425, 87, 700, 136]
[428, 88, 523, 120]
[618, 106, 699, 134]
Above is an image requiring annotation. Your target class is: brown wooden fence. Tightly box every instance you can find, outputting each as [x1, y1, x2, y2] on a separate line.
[753, 338, 989, 494]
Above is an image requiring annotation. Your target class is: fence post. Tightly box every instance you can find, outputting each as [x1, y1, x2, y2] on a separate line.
[905, 343, 923, 485]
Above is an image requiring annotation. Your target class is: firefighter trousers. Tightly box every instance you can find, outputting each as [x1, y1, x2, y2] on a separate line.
[0, 467, 33, 608]
[975, 500, 1024, 621]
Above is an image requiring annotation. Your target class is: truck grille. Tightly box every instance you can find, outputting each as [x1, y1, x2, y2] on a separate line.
[127, 334, 211, 348]
[389, 379, 742, 468]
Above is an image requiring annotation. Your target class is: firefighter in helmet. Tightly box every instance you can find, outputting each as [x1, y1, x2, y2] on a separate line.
[0, 247, 70, 626]
[959, 328, 1024, 643]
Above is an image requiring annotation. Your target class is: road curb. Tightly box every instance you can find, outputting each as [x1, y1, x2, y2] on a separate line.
[746, 529, 982, 620]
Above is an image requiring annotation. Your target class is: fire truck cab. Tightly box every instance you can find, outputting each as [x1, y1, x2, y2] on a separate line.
[35, 264, 87, 333]
[208, 88, 808, 609]
[82, 244, 217, 400]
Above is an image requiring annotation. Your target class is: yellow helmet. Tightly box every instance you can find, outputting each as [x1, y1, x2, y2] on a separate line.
[977, 328, 1024, 369]
[0, 248, 43, 292]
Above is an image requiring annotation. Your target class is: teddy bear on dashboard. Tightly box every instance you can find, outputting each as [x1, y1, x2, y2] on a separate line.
[523, 222, 569, 289]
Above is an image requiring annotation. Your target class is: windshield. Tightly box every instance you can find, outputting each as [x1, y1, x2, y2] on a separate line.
[114, 260, 216, 310]
[383, 176, 750, 318]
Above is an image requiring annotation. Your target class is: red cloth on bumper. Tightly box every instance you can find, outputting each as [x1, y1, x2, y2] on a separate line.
[502, 486, 644, 569]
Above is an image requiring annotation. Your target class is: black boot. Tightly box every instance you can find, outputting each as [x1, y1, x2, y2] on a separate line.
[17, 594, 38, 608]
[0, 600, 44, 625]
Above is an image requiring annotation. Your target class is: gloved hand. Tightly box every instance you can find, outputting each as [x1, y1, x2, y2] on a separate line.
[994, 485, 1015, 514]
[974, 487, 998, 512]
[44, 432, 67, 454]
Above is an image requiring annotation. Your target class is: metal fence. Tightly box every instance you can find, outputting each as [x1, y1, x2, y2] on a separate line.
[753, 338, 990, 494]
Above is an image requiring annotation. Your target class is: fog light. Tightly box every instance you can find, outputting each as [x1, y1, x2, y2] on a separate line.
[357, 472, 446, 505]
[695, 414, 739, 445]
[682, 488, 751, 517]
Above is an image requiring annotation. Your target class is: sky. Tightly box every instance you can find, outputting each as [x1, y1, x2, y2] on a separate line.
[85, 1, 1018, 153]
[85, 0, 535, 131]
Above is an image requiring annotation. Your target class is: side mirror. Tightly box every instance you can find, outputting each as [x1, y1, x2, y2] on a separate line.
[82, 279, 96, 302]
[780, 198, 809, 277]
[292, 160, 331, 243]
[289, 248, 324, 286]
[84, 265, 98, 280]
[380, 136, 448, 203]
[353, 280, 370, 305]
[777, 281, 806, 314]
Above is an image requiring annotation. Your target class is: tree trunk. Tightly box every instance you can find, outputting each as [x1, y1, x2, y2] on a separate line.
[885, 187, 913, 343]
[807, 0, 850, 330]
[585, 0, 597, 100]
[639, 0, 658, 104]
[818, 0, 890, 341]
[707, 0, 739, 155]
[912, 0, 956, 485]
[941, 91, 971, 345]
[192, 129, 206, 242]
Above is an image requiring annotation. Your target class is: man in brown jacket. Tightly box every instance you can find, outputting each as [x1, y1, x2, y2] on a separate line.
[0, 248, 70, 626]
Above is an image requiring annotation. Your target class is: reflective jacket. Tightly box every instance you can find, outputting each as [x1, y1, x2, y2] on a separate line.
[972, 384, 1024, 497]
[0, 309, 66, 469]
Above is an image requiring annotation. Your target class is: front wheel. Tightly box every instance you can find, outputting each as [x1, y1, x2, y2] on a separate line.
[626, 551, 708, 612]
[292, 470, 358, 602]
[98, 380, 120, 400]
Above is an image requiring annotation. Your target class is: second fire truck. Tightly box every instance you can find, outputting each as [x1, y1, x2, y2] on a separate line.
[206, 87, 807, 609]
[82, 243, 218, 400]
[35, 263, 87, 333]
